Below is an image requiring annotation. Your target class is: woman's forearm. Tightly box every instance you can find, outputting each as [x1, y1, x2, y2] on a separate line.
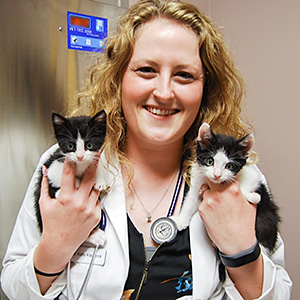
[226, 255, 263, 300]
[33, 237, 70, 294]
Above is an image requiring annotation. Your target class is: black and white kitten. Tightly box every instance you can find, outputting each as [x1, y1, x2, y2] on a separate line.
[172, 123, 280, 274]
[34, 110, 107, 233]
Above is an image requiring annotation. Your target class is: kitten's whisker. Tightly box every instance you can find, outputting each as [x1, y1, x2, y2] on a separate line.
[228, 178, 235, 184]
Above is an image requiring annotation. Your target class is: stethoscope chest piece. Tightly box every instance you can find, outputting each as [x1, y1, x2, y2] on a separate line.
[150, 217, 178, 244]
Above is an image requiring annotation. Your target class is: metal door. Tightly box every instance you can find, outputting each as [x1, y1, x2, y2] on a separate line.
[0, 1, 128, 298]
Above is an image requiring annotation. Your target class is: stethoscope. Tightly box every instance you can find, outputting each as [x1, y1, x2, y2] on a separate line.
[150, 167, 183, 244]
[66, 210, 107, 300]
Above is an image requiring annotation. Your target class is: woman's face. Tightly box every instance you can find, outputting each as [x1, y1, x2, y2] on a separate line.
[121, 18, 204, 150]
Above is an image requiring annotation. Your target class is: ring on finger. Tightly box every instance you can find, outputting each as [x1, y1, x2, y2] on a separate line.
[91, 185, 100, 193]
[199, 186, 209, 198]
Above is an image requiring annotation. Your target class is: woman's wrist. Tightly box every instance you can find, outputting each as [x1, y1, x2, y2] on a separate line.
[34, 238, 70, 275]
[34, 266, 64, 277]
[225, 253, 263, 299]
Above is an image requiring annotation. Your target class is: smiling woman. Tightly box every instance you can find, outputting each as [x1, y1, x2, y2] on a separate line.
[1, 1, 292, 300]
[122, 18, 204, 150]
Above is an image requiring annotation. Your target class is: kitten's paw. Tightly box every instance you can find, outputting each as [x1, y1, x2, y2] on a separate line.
[93, 183, 109, 192]
[75, 178, 81, 189]
[246, 192, 261, 204]
[85, 228, 106, 247]
[55, 189, 61, 198]
[171, 216, 188, 231]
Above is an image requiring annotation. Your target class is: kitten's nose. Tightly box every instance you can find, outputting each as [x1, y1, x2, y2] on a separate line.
[214, 169, 222, 179]
[77, 154, 84, 161]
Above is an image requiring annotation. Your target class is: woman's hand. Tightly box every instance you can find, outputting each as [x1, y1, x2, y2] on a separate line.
[198, 179, 263, 300]
[34, 156, 101, 294]
[198, 179, 257, 254]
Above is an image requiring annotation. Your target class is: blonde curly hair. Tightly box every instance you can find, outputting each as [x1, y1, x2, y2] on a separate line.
[71, 0, 251, 174]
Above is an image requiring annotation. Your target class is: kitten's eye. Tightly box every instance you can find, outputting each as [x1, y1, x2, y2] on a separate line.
[86, 142, 94, 150]
[225, 163, 234, 171]
[205, 158, 214, 166]
[67, 143, 75, 150]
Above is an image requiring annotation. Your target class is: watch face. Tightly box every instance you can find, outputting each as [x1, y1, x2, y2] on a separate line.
[150, 217, 178, 244]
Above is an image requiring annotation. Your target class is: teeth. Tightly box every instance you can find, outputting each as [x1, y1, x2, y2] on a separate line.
[146, 107, 176, 116]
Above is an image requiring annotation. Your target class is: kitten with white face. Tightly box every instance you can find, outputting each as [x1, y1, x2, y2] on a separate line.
[34, 110, 107, 232]
[172, 123, 280, 257]
[197, 127, 252, 184]
[196, 123, 262, 204]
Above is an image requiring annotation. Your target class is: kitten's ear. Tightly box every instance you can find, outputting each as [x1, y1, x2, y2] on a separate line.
[90, 110, 106, 126]
[52, 113, 67, 126]
[238, 133, 254, 155]
[198, 123, 213, 146]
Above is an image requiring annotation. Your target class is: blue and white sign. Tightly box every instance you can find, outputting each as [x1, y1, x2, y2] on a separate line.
[67, 12, 108, 52]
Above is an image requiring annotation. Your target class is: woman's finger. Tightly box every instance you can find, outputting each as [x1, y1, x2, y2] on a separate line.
[80, 153, 100, 193]
[60, 158, 76, 193]
[40, 165, 50, 200]
[90, 185, 101, 201]
[199, 184, 210, 200]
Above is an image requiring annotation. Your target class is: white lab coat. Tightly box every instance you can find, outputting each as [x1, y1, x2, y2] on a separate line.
[1, 145, 292, 300]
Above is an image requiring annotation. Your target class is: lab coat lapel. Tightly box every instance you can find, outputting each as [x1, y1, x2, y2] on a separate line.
[101, 162, 130, 271]
[190, 213, 219, 299]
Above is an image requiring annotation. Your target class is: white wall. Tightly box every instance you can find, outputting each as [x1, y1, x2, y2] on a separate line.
[129, 0, 300, 298]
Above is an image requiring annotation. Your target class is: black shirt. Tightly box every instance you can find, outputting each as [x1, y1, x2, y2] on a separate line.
[123, 216, 193, 299]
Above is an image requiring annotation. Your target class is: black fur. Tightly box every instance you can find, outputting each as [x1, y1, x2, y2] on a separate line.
[196, 127, 280, 281]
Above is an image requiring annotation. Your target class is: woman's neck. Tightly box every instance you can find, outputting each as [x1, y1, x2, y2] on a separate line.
[123, 134, 183, 178]
[122, 137, 184, 247]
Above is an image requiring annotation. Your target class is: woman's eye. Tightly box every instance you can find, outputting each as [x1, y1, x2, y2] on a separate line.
[136, 66, 156, 76]
[206, 158, 214, 166]
[175, 71, 194, 82]
[225, 163, 234, 171]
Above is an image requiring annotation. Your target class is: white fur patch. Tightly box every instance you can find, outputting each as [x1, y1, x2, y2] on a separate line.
[47, 160, 64, 188]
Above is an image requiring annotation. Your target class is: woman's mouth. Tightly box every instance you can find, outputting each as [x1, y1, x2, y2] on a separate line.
[145, 106, 178, 116]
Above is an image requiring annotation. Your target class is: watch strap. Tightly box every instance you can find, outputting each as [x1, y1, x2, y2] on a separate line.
[218, 240, 261, 268]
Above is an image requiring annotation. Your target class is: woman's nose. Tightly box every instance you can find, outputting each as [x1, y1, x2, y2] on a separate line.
[152, 76, 175, 101]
